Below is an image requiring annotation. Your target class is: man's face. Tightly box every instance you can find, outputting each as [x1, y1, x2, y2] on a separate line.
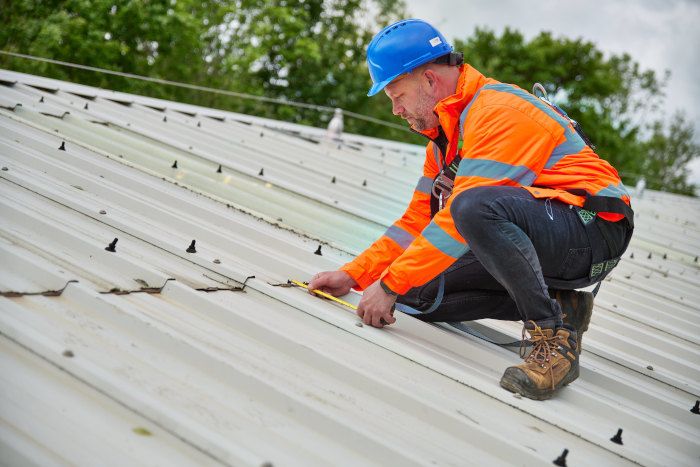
[384, 72, 439, 131]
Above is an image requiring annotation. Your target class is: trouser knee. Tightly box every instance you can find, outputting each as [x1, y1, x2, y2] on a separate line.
[450, 186, 503, 237]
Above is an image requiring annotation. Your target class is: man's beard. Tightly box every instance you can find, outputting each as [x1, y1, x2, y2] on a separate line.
[408, 85, 437, 131]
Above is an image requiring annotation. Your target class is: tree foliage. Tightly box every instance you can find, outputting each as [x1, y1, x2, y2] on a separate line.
[0, 2, 696, 194]
[0, 0, 409, 139]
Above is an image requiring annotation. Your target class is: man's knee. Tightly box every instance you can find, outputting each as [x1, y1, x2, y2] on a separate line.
[450, 186, 522, 234]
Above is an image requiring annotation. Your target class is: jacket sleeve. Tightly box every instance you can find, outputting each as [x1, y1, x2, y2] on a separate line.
[379, 103, 563, 295]
[339, 143, 439, 290]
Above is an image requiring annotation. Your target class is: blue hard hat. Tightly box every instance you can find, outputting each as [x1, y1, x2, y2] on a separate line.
[366, 19, 453, 97]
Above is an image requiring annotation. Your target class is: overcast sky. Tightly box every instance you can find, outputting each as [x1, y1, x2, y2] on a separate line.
[401, 0, 700, 184]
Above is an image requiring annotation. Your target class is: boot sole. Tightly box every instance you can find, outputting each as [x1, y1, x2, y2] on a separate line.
[500, 364, 580, 401]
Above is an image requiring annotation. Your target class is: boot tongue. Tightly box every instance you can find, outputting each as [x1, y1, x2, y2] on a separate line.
[524, 322, 555, 339]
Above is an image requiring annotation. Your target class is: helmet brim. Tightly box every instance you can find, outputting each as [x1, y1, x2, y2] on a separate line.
[367, 76, 397, 97]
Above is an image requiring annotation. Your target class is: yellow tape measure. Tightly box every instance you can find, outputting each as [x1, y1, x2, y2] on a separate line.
[289, 279, 358, 311]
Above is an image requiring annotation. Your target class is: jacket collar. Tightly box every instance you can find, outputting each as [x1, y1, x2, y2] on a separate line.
[415, 64, 488, 142]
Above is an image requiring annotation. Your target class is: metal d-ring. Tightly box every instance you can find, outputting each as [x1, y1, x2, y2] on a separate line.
[532, 82, 549, 100]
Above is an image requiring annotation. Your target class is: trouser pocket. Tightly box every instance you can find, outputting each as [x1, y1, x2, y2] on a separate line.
[557, 247, 593, 280]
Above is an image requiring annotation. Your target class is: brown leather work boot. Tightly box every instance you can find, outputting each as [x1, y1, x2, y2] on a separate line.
[499, 322, 579, 400]
[551, 290, 594, 354]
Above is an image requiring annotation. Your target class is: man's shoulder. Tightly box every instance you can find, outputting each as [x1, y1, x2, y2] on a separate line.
[466, 82, 563, 137]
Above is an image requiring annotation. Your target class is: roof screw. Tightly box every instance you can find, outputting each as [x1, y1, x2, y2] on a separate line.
[216, 164, 222, 173]
[552, 448, 568, 467]
[1, 167, 7, 171]
[355, 322, 363, 328]
[258, 168, 264, 176]
[189, 145, 193, 150]
[186, 240, 197, 253]
[197, 121, 201, 127]
[362, 179, 367, 187]
[647, 252, 652, 260]
[646, 365, 653, 370]
[314, 245, 322, 256]
[171, 160, 178, 169]
[62, 349, 74, 358]
[163, 115, 167, 122]
[691, 400, 700, 414]
[629, 252, 634, 259]
[331, 176, 336, 183]
[260, 462, 273, 467]
[694, 256, 698, 263]
[610, 428, 623, 445]
[99, 210, 107, 215]
[259, 131, 264, 137]
[39, 96, 44, 103]
[83, 102, 89, 110]
[213, 259, 221, 264]
[58, 141, 66, 151]
[662, 253, 667, 260]
[105, 238, 118, 252]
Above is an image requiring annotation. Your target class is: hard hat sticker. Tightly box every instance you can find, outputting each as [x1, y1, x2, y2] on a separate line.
[429, 37, 442, 47]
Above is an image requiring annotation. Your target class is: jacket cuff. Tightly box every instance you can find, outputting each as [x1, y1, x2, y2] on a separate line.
[379, 280, 398, 296]
[379, 270, 411, 295]
[339, 263, 375, 291]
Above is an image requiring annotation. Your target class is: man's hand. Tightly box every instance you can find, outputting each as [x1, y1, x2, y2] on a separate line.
[307, 270, 357, 297]
[357, 281, 397, 328]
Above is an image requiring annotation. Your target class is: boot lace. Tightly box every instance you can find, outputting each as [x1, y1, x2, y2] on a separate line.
[520, 321, 563, 390]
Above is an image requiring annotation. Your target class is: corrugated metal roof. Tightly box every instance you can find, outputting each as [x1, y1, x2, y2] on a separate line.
[1, 69, 699, 466]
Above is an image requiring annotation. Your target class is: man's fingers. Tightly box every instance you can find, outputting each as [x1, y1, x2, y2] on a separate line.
[384, 314, 396, 324]
[372, 313, 385, 328]
[307, 274, 327, 293]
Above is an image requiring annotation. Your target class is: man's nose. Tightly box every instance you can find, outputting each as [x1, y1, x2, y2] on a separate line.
[391, 101, 404, 116]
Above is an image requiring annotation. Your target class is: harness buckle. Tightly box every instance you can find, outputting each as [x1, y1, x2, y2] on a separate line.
[432, 172, 454, 210]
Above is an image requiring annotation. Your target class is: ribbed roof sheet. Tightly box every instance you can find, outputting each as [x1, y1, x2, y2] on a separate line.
[1, 70, 699, 466]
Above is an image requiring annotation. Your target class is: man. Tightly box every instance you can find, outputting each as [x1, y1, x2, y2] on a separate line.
[309, 19, 633, 400]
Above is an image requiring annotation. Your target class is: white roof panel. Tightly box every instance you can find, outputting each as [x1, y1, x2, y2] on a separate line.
[1, 71, 699, 466]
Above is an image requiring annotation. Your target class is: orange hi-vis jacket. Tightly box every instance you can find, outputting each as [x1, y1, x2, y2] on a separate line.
[341, 64, 631, 295]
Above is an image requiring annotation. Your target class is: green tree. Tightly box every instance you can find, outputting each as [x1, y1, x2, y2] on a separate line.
[205, 0, 409, 138]
[0, 0, 412, 140]
[641, 112, 699, 196]
[0, 0, 230, 101]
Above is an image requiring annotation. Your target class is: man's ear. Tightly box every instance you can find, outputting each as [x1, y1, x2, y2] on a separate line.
[423, 68, 438, 92]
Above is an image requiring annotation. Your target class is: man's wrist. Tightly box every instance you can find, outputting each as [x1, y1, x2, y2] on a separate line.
[379, 280, 398, 296]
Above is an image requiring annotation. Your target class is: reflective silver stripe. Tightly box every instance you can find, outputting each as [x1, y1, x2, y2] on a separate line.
[415, 176, 433, 194]
[456, 159, 537, 186]
[432, 142, 442, 170]
[422, 222, 469, 258]
[459, 89, 483, 138]
[384, 224, 415, 249]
